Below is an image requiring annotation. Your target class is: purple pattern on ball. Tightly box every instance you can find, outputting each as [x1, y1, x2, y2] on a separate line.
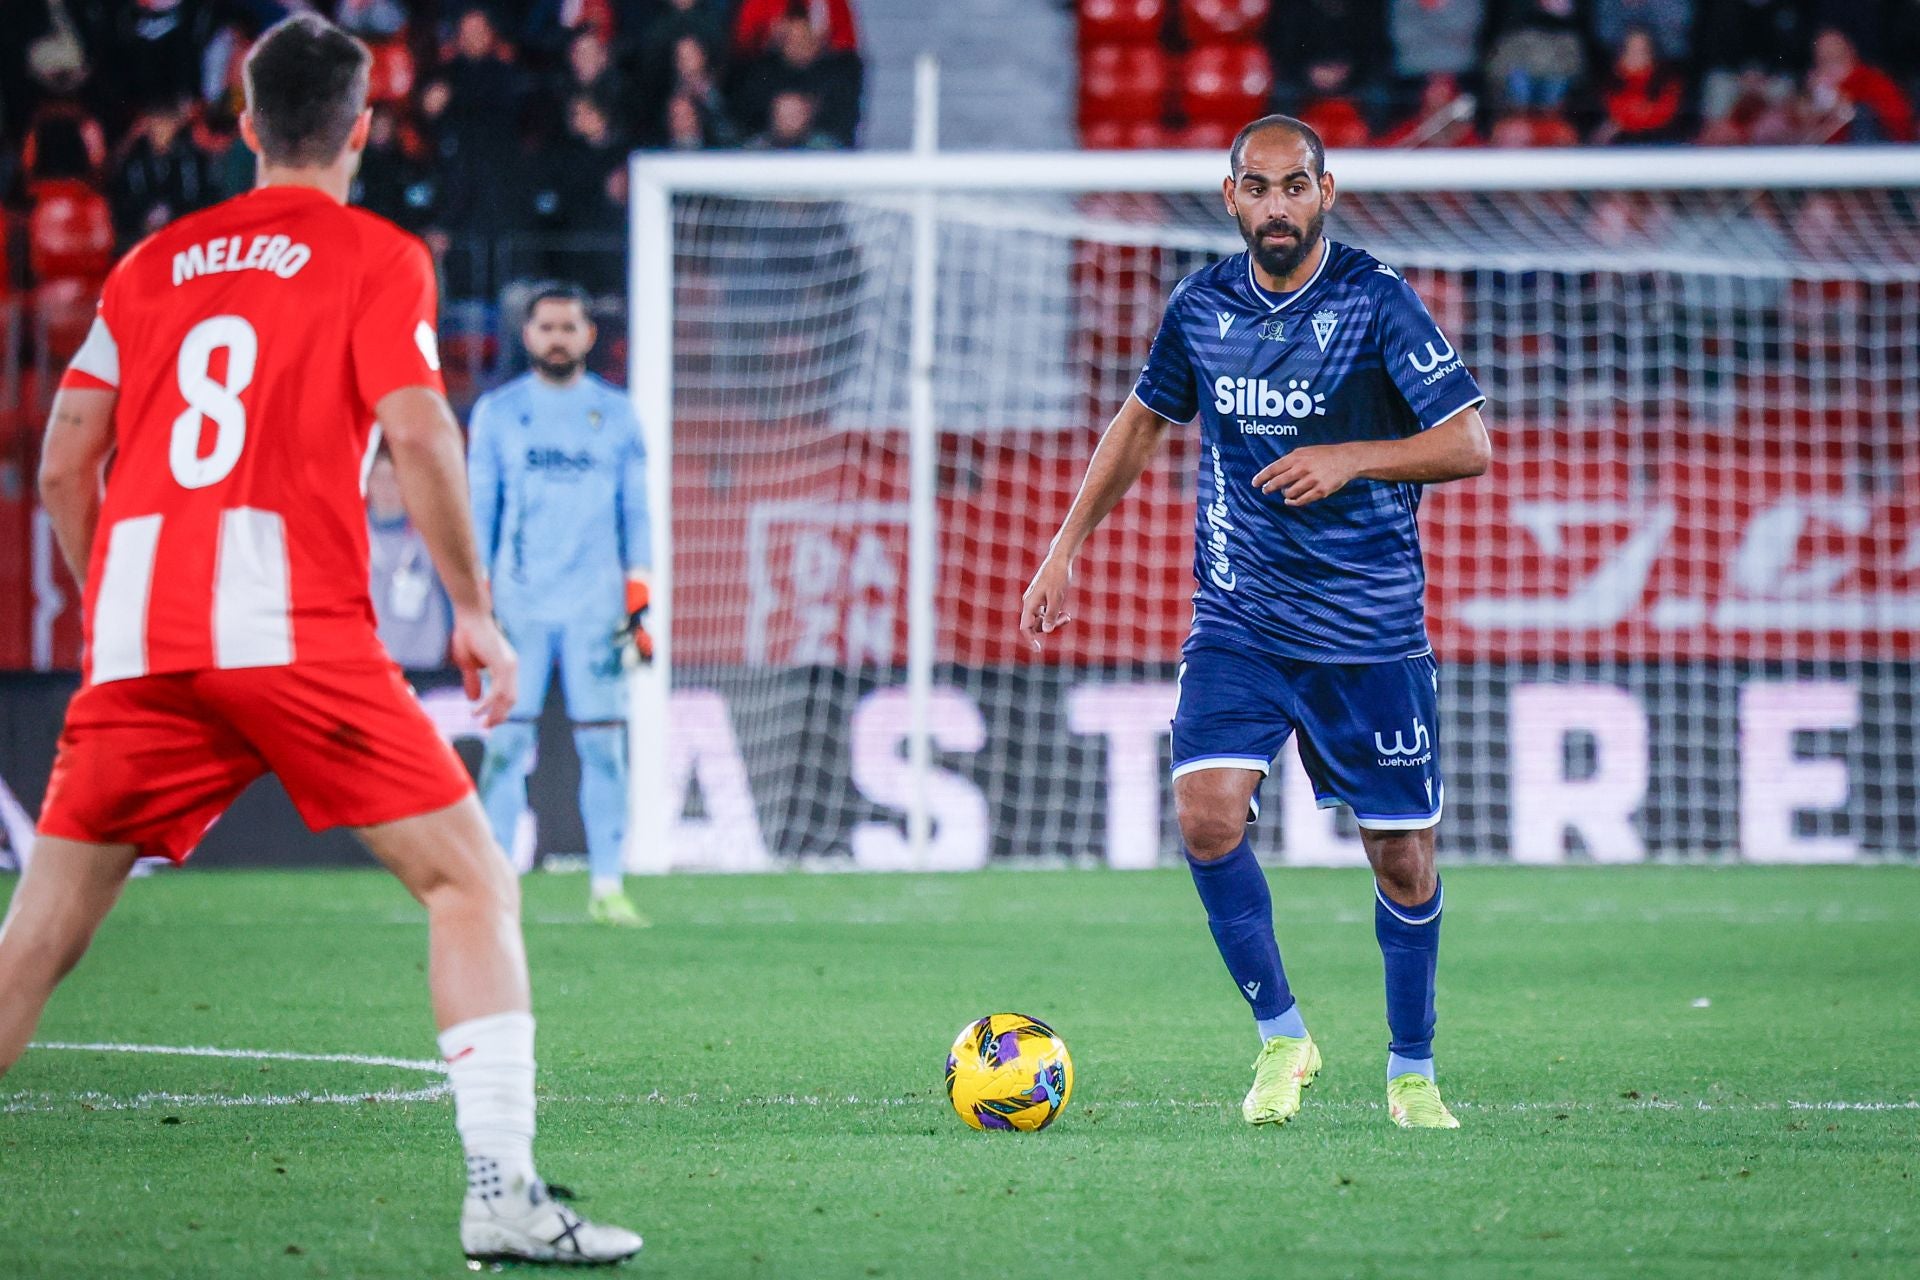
[976, 1109, 1013, 1130]
[994, 1031, 1021, 1065]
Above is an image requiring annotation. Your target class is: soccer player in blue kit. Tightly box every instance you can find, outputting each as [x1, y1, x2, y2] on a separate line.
[470, 283, 653, 925]
[1022, 117, 1491, 1128]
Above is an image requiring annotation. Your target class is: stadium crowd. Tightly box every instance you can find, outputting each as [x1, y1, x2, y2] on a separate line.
[1, 0, 865, 304]
[1082, 0, 1920, 149]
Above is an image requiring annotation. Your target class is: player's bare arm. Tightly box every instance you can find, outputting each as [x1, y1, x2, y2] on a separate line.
[1251, 405, 1491, 506]
[1020, 392, 1172, 650]
[377, 385, 518, 723]
[37, 387, 118, 587]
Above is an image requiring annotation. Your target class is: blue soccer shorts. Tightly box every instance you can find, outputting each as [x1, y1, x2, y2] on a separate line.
[1169, 641, 1444, 831]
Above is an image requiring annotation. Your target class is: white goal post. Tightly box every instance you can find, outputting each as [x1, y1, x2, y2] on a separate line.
[627, 145, 1920, 873]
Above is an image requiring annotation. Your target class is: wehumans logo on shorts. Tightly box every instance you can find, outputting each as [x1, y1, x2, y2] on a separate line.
[1406, 331, 1463, 386]
[1374, 716, 1432, 766]
[1204, 446, 1237, 592]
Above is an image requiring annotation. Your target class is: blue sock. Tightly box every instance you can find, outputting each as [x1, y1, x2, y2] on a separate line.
[1388, 1051, 1434, 1081]
[1375, 878, 1442, 1064]
[1186, 837, 1296, 1030]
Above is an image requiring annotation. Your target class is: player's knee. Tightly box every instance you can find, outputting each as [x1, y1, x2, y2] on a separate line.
[425, 852, 519, 924]
[480, 721, 537, 780]
[571, 723, 625, 777]
[1177, 805, 1246, 862]
[1365, 831, 1436, 902]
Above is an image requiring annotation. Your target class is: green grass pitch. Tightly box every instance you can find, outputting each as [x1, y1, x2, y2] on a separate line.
[2, 865, 1916, 1278]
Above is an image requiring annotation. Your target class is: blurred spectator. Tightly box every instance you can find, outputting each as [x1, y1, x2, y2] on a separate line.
[632, 0, 728, 73]
[1297, 59, 1372, 147]
[531, 96, 628, 233]
[354, 106, 441, 231]
[518, 0, 619, 61]
[1381, 73, 1483, 145]
[108, 99, 210, 247]
[745, 90, 839, 150]
[1593, 27, 1685, 143]
[1489, 106, 1580, 145]
[651, 37, 739, 147]
[334, 0, 410, 40]
[1695, 66, 1800, 143]
[21, 99, 106, 185]
[1388, 0, 1486, 81]
[559, 28, 626, 115]
[663, 94, 708, 149]
[90, 0, 222, 127]
[367, 451, 452, 672]
[1270, 0, 1390, 89]
[733, 0, 859, 59]
[1486, 0, 1587, 112]
[732, 14, 862, 147]
[1695, 0, 1809, 122]
[428, 8, 530, 236]
[1593, 0, 1692, 61]
[438, 5, 527, 152]
[192, 100, 253, 201]
[1806, 27, 1915, 143]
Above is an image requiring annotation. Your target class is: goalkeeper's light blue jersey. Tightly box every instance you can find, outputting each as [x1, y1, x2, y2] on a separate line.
[1132, 239, 1485, 663]
[467, 372, 649, 622]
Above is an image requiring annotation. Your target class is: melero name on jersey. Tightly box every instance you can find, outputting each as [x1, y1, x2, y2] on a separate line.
[172, 234, 313, 286]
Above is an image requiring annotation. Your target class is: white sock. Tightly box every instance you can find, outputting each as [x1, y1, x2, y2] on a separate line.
[591, 874, 623, 899]
[439, 1010, 538, 1203]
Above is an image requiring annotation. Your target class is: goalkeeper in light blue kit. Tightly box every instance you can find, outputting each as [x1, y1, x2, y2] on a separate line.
[469, 282, 653, 925]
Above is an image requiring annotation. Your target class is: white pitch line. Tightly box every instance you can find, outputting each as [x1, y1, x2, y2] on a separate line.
[32, 1041, 444, 1073]
[5, 1041, 449, 1114]
[538, 1092, 1920, 1115]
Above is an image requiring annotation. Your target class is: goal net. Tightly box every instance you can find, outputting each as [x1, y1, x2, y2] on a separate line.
[627, 149, 1920, 870]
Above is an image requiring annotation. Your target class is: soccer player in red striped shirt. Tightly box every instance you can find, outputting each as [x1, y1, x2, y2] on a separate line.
[0, 15, 641, 1266]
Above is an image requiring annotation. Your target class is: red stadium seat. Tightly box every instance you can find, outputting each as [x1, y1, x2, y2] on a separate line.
[33, 278, 100, 365]
[1079, 44, 1172, 128]
[1179, 44, 1271, 127]
[1179, 0, 1268, 44]
[1177, 119, 1237, 149]
[1080, 0, 1166, 46]
[25, 180, 112, 287]
[1081, 119, 1177, 148]
[367, 37, 417, 105]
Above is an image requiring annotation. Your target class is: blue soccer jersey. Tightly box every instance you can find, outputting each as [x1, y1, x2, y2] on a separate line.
[1132, 240, 1485, 662]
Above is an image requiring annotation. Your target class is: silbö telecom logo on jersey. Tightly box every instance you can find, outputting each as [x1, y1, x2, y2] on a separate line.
[1204, 445, 1237, 592]
[1213, 376, 1327, 437]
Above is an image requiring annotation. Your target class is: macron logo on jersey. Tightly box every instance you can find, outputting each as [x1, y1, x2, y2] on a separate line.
[172, 234, 312, 286]
[1217, 311, 1235, 338]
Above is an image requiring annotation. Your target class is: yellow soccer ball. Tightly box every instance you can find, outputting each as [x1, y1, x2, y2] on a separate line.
[944, 1013, 1074, 1132]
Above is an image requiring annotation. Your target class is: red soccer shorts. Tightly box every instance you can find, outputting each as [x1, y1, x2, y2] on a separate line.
[38, 661, 474, 863]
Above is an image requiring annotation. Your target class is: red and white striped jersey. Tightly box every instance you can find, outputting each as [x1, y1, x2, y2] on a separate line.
[60, 185, 446, 685]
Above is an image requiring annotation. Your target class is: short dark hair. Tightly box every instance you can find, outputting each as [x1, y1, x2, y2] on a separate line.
[244, 14, 371, 167]
[527, 282, 592, 318]
[1229, 114, 1326, 181]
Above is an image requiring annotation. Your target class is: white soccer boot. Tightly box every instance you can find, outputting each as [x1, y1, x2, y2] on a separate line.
[460, 1175, 642, 1267]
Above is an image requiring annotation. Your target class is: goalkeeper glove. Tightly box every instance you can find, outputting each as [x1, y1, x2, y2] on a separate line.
[620, 574, 655, 668]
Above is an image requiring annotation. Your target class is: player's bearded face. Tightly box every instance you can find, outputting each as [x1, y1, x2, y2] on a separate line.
[525, 304, 594, 378]
[1237, 192, 1326, 280]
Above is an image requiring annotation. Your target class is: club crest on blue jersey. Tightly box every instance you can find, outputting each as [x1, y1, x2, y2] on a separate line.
[1311, 309, 1339, 351]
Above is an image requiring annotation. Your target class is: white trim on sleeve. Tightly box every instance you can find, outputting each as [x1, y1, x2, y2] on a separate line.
[70, 315, 120, 387]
